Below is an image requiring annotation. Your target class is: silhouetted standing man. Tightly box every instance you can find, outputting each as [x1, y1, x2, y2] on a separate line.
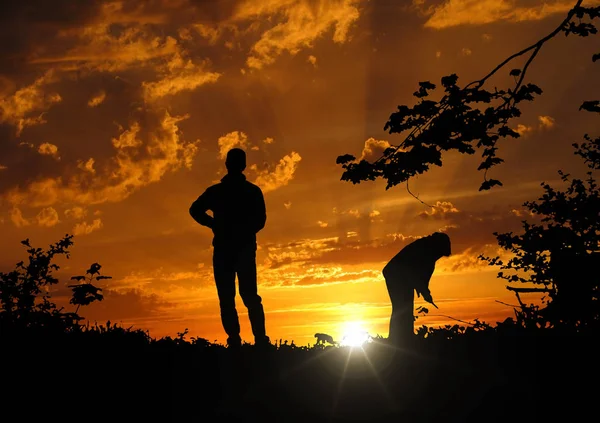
[189, 148, 269, 348]
[382, 232, 451, 345]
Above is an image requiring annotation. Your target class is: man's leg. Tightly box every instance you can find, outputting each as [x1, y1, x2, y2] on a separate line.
[384, 270, 414, 346]
[237, 246, 268, 344]
[213, 248, 241, 346]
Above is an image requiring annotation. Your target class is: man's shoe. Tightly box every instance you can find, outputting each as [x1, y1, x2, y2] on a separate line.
[254, 336, 272, 347]
[227, 336, 242, 348]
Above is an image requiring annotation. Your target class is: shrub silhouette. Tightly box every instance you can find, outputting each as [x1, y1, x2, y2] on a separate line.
[0, 234, 108, 335]
[480, 123, 599, 331]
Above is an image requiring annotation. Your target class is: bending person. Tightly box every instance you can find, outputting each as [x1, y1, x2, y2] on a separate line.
[382, 232, 451, 345]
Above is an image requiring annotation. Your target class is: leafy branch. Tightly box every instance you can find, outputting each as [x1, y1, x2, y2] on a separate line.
[0, 235, 110, 332]
[337, 1, 599, 193]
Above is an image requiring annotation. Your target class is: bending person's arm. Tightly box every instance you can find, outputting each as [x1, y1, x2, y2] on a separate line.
[189, 189, 214, 229]
[414, 263, 437, 307]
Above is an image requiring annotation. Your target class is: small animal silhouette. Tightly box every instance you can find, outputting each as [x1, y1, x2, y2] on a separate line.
[314, 333, 336, 346]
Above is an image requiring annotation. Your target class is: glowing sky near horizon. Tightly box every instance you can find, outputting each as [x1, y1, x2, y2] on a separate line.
[0, 0, 598, 346]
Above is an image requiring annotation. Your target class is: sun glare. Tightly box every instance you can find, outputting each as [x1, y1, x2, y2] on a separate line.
[340, 322, 371, 347]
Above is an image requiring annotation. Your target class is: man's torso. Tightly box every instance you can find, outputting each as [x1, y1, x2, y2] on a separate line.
[206, 177, 262, 249]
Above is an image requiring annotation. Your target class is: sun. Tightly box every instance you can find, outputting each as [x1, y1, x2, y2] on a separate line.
[339, 321, 371, 347]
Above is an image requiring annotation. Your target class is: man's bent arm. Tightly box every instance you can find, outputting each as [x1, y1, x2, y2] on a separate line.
[254, 188, 267, 233]
[189, 190, 214, 228]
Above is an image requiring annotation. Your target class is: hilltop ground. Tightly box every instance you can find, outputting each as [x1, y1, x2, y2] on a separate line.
[4, 326, 597, 422]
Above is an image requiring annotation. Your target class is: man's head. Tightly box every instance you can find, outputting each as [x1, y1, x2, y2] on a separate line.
[430, 232, 451, 258]
[225, 148, 246, 173]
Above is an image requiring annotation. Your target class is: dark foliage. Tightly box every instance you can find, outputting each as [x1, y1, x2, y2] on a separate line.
[337, 2, 599, 193]
[479, 114, 599, 330]
[0, 234, 108, 334]
[1, 235, 598, 422]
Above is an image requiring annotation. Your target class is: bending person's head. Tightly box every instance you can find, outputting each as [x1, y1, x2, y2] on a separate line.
[225, 148, 246, 173]
[430, 232, 451, 258]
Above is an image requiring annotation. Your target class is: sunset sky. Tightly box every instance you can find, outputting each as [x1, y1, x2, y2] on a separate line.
[0, 0, 598, 346]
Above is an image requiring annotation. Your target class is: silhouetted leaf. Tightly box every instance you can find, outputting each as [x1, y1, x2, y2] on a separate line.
[336, 154, 356, 165]
[580, 100, 600, 113]
[441, 73, 458, 88]
[509, 69, 521, 77]
[593, 53, 600, 62]
[479, 179, 503, 191]
[86, 263, 102, 275]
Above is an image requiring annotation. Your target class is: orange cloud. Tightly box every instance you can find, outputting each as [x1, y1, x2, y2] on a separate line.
[73, 218, 103, 235]
[538, 115, 555, 129]
[64, 206, 87, 220]
[238, 0, 362, 69]
[36, 207, 60, 227]
[359, 137, 392, 162]
[418, 201, 460, 219]
[0, 70, 61, 136]
[217, 131, 249, 159]
[3, 111, 200, 207]
[417, 0, 586, 29]
[9, 207, 30, 228]
[38, 142, 60, 160]
[252, 151, 302, 194]
[8, 206, 59, 227]
[77, 158, 96, 174]
[142, 53, 220, 101]
[31, 24, 180, 72]
[87, 90, 106, 107]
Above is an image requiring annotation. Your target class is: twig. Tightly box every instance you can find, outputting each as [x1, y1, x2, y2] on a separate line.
[468, 0, 582, 89]
[495, 299, 523, 309]
[506, 286, 552, 293]
[428, 314, 477, 326]
[406, 178, 435, 207]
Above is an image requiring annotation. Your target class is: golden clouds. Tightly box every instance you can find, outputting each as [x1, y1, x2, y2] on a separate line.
[36, 207, 60, 227]
[77, 158, 96, 174]
[418, 201, 460, 219]
[9, 208, 30, 228]
[8, 206, 60, 228]
[217, 131, 249, 159]
[515, 123, 534, 136]
[73, 219, 103, 235]
[64, 206, 87, 220]
[538, 115, 555, 129]
[0, 71, 61, 136]
[237, 0, 362, 69]
[142, 53, 221, 101]
[417, 0, 582, 29]
[87, 91, 106, 107]
[253, 151, 302, 193]
[359, 137, 391, 162]
[3, 111, 200, 207]
[33, 25, 180, 72]
[513, 114, 556, 137]
[38, 142, 60, 160]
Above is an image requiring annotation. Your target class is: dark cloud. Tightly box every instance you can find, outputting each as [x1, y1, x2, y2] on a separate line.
[0, 1, 104, 76]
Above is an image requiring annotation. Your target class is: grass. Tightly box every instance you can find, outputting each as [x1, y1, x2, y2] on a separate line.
[3, 322, 598, 422]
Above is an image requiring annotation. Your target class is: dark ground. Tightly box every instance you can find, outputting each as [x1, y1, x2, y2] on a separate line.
[4, 330, 598, 422]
